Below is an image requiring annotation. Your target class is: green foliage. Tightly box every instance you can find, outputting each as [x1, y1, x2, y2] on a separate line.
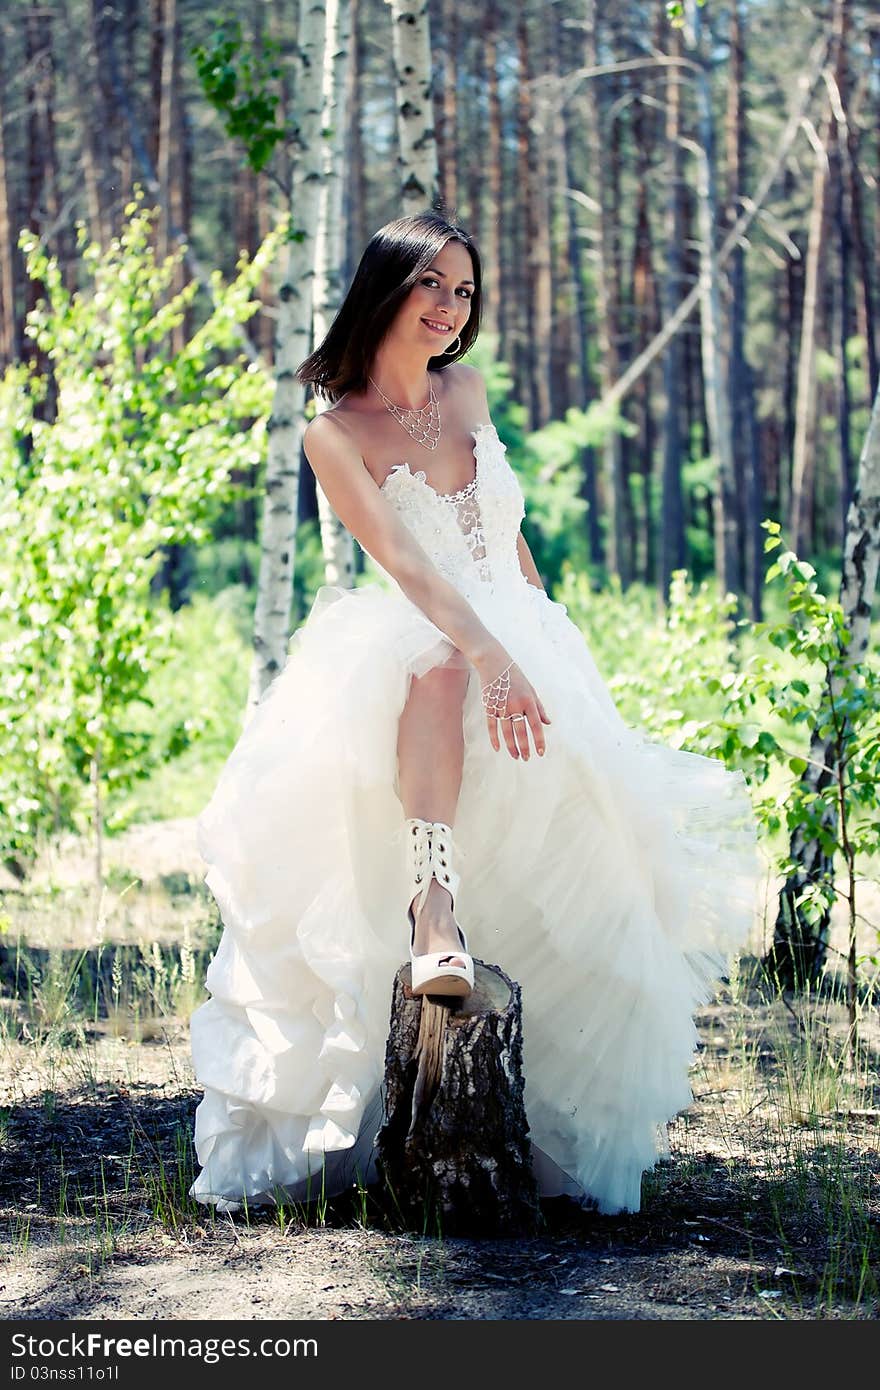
[665, 0, 707, 26]
[559, 539, 880, 983]
[0, 194, 282, 866]
[107, 590, 252, 828]
[558, 565, 745, 751]
[714, 522, 880, 963]
[192, 19, 286, 173]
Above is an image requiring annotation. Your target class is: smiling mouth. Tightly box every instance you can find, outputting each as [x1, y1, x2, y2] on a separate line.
[421, 318, 454, 334]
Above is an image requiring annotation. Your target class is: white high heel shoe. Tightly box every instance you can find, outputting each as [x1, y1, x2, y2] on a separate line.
[404, 818, 474, 998]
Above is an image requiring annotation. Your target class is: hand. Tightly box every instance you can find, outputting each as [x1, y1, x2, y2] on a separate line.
[478, 657, 552, 760]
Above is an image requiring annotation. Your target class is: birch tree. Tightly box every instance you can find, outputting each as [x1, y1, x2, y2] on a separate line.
[768, 379, 880, 987]
[312, 0, 355, 589]
[384, 0, 439, 216]
[249, 0, 327, 709]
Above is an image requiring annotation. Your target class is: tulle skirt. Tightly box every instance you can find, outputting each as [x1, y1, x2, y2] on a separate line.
[189, 577, 763, 1215]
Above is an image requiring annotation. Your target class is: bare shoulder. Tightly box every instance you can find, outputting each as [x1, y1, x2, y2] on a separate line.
[443, 361, 490, 420]
[302, 407, 363, 464]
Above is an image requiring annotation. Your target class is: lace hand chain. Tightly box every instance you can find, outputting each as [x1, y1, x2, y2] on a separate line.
[480, 659, 514, 718]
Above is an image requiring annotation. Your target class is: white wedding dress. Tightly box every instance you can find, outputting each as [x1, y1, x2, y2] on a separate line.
[189, 418, 762, 1215]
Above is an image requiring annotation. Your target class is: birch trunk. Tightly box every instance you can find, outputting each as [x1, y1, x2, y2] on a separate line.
[312, 0, 355, 589]
[248, 1, 328, 709]
[384, 0, 439, 215]
[768, 381, 880, 989]
[683, 0, 739, 600]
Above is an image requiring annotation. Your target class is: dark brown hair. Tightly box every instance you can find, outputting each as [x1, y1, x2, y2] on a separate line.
[295, 210, 482, 403]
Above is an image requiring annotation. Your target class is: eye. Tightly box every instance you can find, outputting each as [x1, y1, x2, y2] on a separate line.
[421, 276, 472, 299]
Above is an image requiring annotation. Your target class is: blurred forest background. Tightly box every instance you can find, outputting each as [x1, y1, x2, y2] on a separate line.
[1, 0, 879, 992]
[2, 0, 877, 605]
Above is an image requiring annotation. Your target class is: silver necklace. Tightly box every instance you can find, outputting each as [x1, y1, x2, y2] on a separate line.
[369, 373, 441, 450]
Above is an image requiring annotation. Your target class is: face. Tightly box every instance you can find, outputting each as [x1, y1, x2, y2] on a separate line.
[401, 239, 475, 349]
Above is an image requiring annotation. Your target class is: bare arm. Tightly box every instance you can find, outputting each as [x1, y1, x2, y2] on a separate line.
[302, 411, 509, 677]
[516, 530, 546, 592]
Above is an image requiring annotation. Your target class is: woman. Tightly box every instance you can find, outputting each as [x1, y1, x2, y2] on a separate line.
[188, 211, 762, 1216]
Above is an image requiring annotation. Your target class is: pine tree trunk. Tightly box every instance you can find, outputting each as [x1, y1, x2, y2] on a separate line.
[548, 15, 575, 420]
[790, 109, 831, 557]
[375, 962, 541, 1236]
[725, 0, 762, 620]
[386, 0, 439, 215]
[0, 61, 19, 365]
[434, 0, 457, 216]
[249, 0, 328, 707]
[525, 3, 553, 427]
[583, 0, 626, 585]
[659, 24, 686, 600]
[313, 0, 355, 590]
[514, 4, 534, 426]
[483, 0, 503, 345]
[343, 0, 367, 294]
[684, 0, 739, 600]
[631, 50, 659, 587]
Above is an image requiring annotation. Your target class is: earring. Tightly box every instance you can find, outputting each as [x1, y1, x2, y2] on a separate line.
[441, 333, 461, 356]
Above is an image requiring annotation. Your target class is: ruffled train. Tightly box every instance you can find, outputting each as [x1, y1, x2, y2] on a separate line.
[189, 577, 762, 1215]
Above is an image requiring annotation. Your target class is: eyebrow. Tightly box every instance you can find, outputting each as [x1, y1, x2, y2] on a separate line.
[426, 266, 475, 286]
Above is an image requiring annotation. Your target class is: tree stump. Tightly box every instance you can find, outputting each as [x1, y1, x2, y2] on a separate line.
[375, 959, 540, 1236]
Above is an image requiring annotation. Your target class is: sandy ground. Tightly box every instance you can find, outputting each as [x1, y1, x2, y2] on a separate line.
[1, 818, 878, 1321]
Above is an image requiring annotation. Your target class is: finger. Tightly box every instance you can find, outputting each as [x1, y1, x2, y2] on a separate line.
[528, 707, 546, 757]
[512, 714, 531, 760]
[500, 716, 519, 760]
[538, 698, 552, 724]
[486, 714, 500, 752]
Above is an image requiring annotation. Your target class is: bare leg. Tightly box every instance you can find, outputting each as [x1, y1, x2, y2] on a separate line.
[397, 663, 470, 965]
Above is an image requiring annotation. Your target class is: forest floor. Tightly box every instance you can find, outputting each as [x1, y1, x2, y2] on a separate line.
[1, 819, 878, 1322]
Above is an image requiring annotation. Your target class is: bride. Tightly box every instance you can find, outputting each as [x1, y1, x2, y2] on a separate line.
[188, 210, 762, 1216]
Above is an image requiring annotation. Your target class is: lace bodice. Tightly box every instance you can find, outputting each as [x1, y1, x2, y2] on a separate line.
[376, 421, 527, 602]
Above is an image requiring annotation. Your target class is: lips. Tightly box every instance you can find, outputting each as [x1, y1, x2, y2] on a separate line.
[421, 318, 454, 334]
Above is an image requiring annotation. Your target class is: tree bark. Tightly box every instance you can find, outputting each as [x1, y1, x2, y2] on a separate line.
[0, 54, 19, 365]
[789, 109, 832, 557]
[683, 0, 739, 601]
[583, 0, 627, 585]
[385, 0, 439, 215]
[375, 961, 541, 1236]
[525, 3, 553, 428]
[514, 2, 534, 425]
[725, 0, 762, 620]
[312, 0, 355, 590]
[548, 13, 575, 421]
[767, 379, 880, 989]
[434, 0, 457, 217]
[249, 0, 328, 708]
[659, 20, 686, 601]
[483, 0, 503, 345]
[630, 55, 659, 587]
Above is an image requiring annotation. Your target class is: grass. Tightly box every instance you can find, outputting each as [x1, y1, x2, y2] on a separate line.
[0, 838, 878, 1319]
